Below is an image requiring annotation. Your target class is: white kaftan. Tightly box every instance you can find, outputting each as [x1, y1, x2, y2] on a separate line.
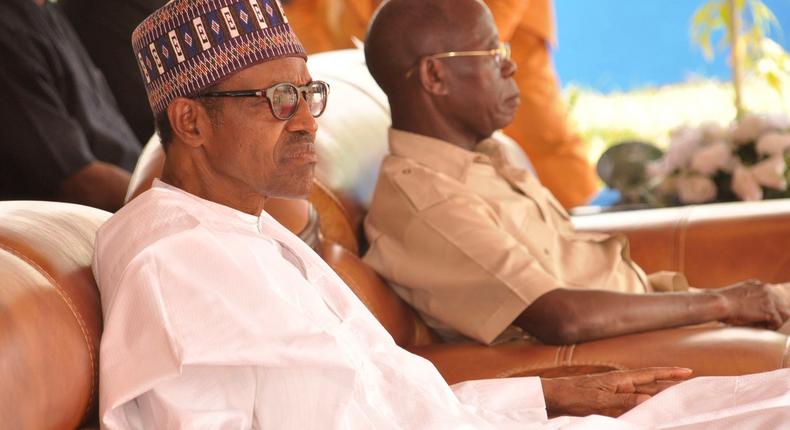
[93, 180, 790, 429]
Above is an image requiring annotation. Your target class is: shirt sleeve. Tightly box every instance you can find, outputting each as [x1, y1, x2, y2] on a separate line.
[364, 170, 562, 345]
[646, 271, 689, 292]
[0, 18, 95, 196]
[105, 365, 257, 430]
[451, 377, 548, 425]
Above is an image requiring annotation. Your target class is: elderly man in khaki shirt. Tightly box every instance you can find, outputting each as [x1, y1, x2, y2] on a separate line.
[362, 0, 790, 346]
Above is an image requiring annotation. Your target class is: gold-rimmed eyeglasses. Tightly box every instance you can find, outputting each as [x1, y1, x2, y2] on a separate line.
[404, 42, 512, 78]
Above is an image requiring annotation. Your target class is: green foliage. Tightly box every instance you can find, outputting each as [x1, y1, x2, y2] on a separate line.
[691, 0, 790, 108]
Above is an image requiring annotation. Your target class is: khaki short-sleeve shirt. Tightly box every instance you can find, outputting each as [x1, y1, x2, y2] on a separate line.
[363, 130, 652, 344]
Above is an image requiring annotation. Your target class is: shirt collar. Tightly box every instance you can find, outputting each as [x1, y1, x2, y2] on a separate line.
[151, 179, 304, 240]
[388, 128, 491, 182]
[152, 179, 261, 226]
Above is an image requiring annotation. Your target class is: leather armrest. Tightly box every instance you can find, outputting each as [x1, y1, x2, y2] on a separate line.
[409, 325, 789, 385]
[572, 199, 790, 288]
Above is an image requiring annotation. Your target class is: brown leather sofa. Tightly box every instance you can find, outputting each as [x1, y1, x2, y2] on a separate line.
[2, 201, 789, 429]
[0, 201, 107, 429]
[4, 49, 790, 428]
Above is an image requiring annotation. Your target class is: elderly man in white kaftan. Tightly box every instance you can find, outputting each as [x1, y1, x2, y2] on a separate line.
[96, 180, 790, 429]
[93, 0, 790, 429]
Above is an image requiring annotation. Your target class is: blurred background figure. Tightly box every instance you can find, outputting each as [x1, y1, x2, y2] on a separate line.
[0, 0, 140, 212]
[486, 0, 598, 209]
[62, 0, 165, 143]
[283, 0, 380, 52]
[285, 0, 598, 209]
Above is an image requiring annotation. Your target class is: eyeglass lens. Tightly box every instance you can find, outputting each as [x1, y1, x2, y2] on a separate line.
[271, 82, 328, 120]
[271, 84, 299, 119]
[495, 44, 511, 65]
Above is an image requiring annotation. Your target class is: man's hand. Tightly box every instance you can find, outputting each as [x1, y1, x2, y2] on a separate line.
[716, 279, 790, 330]
[540, 367, 693, 418]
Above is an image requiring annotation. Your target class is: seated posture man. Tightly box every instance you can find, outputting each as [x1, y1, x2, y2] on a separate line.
[287, 0, 596, 207]
[0, 0, 141, 211]
[362, 0, 790, 346]
[94, 0, 790, 428]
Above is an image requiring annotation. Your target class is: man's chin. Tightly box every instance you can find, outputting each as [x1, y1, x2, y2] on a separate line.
[502, 107, 519, 127]
[266, 176, 315, 200]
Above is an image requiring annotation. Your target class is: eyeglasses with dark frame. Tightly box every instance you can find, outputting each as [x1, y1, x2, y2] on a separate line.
[404, 42, 512, 79]
[194, 80, 331, 121]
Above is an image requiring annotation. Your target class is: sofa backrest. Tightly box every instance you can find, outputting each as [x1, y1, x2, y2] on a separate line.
[0, 201, 109, 429]
[574, 199, 790, 288]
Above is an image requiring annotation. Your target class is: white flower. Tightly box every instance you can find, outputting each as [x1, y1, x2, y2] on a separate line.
[731, 113, 790, 144]
[699, 121, 729, 144]
[750, 155, 788, 190]
[731, 165, 763, 201]
[756, 132, 790, 157]
[763, 113, 790, 132]
[731, 114, 767, 144]
[689, 141, 734, 176]
[676, 175, 717, 204]
[664, 126, 704, 171]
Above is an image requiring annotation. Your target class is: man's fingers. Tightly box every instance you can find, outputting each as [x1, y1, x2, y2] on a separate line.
[765, 307, 784, 330]
[601, 393, 652, 417]
[605, 367, 693, 392]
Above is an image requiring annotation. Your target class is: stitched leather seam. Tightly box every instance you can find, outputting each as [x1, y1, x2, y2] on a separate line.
[562, 344, 576, 365]
[674, 208, 691, 272]
[0, 244, 96, 423]
[495, 360, 627, 378]
[552, 346, 562, 365]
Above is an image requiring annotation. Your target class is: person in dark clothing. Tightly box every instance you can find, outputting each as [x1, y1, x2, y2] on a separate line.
[0, 0, 141, 212]
[61, 0, 166, 144]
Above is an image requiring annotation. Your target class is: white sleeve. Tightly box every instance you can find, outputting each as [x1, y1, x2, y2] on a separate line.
[127, 366, 257, 430]
[98, 230, 358, 429]
[450, 377, 548, 425]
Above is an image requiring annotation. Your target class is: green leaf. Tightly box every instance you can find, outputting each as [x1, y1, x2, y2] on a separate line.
[765, 70, 783, 95]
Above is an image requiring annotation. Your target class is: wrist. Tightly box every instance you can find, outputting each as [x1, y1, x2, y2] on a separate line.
[706, 290, 732, 321]
[539, 378, 563, 417]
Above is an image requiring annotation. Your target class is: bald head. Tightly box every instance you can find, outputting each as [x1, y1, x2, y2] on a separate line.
[365, 0, 518, 149]
[365, 0, 492, 94]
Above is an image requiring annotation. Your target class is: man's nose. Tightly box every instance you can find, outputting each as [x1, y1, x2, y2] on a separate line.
[501, 57, 517, 78]
[286, 98, 318, 133]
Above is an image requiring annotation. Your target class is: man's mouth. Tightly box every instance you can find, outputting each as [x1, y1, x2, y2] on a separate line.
[282, 147, 318, 163]
[504, 93, 521, 110]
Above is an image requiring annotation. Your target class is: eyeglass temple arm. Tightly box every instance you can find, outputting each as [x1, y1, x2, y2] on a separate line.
[198, 91, 263, 98]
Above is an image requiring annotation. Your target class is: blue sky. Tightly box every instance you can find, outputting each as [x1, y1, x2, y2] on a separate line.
[553, 0, 790, 92]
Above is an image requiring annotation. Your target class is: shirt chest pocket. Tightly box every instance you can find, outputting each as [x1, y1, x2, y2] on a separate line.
[518, 219, 560, 273]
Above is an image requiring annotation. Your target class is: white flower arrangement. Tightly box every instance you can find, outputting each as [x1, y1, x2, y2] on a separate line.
[648, 113, 790, 205]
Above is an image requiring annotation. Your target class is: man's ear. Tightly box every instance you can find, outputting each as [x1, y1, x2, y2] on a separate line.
[418, 57, 450, 96]
[167, 98, 214, 148]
